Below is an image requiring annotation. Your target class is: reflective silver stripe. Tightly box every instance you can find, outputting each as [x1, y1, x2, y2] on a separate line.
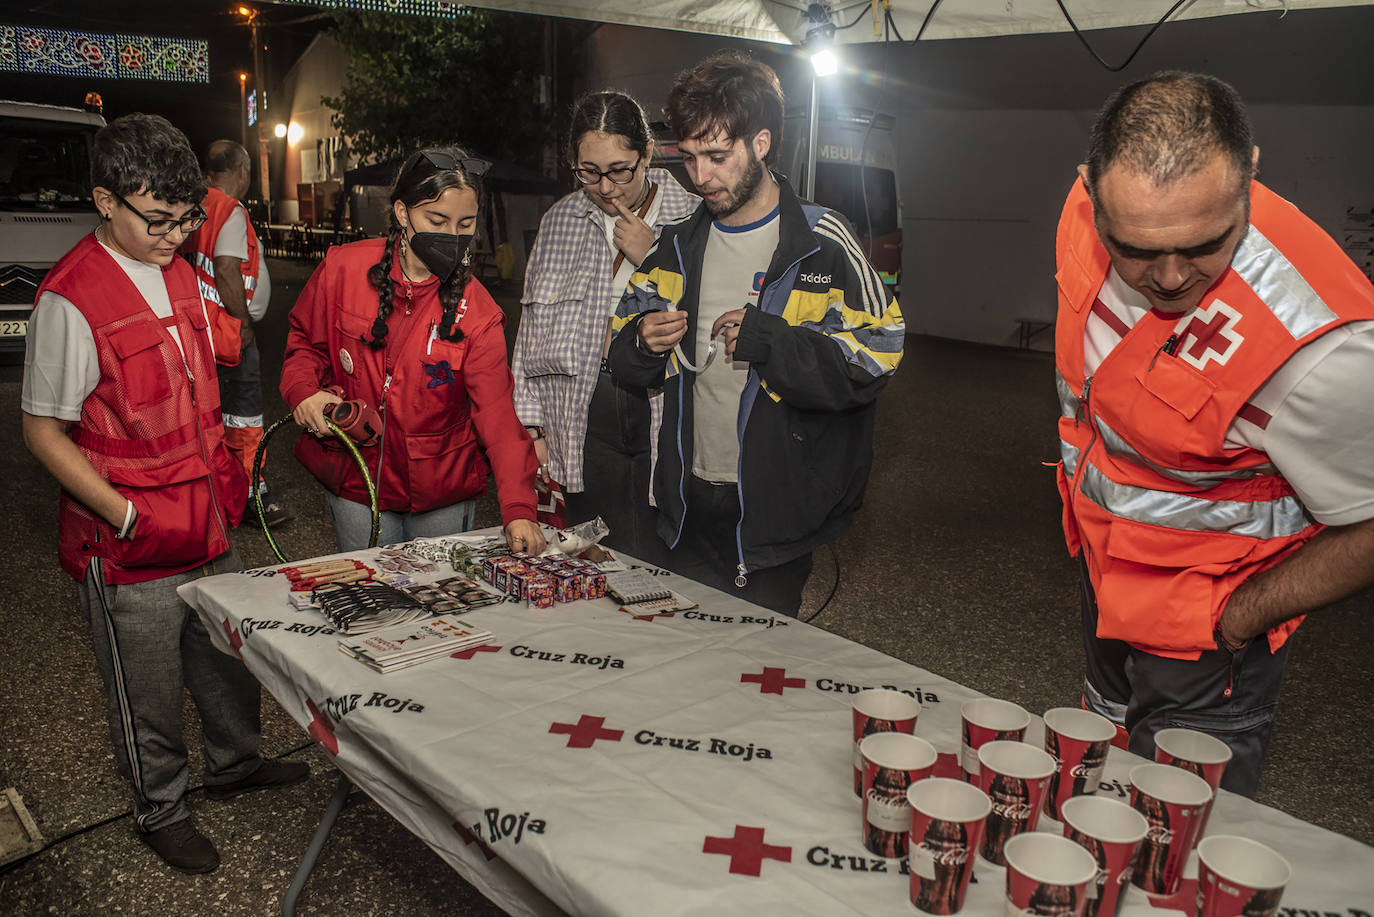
[1077, 458, 1313, 539]
[1231, 224, 1337, 340]
[192, 249, 256, 294]
[1056, 371, 1080, 419]
[1082, 680, 1126, 726]
[1060, 439, 1080, 478]
[1095, 415, 1277, 487]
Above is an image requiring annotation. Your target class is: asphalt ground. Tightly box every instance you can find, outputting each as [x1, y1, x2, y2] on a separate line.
[0, 257, 1368, 915]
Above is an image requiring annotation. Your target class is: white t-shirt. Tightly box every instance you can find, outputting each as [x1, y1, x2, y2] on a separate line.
[691, 206, 780, 483]
[597, 183, 665, 316]
[22, 239, 204, 422]
[215, 205, 270, 321]
[1087, 267, 1374, 526]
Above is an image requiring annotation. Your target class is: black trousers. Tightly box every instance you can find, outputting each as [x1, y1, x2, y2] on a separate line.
[658, 474, 813, 618]
[563, 369, 668, 568]
[1078, 555, 1290, 797]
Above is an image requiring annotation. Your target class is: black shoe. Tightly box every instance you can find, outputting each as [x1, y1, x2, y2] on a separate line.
[140, 818, 220, 874]
[245, 489, 294, 528]
[206, 759, 310, 801]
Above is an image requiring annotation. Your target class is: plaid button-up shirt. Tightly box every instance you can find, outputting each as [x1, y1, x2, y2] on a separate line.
[513, 169, 698, 491]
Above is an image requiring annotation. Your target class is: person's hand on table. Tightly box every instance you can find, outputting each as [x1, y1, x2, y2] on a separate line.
[293, 390, 343, 439]
[505, 519, 545, 554]
[637, 310, 687, 355]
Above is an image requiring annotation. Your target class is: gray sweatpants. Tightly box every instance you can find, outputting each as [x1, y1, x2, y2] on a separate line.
[79, 548, 263, 832]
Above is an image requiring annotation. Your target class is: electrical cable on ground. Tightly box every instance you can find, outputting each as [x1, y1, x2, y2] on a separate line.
[803, 542, 842, 624]
[0, 742, 319, 878]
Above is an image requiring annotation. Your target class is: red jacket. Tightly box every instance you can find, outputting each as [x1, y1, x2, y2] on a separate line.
[1055, 178, 1374, 658]
[38, 234, 247, 584]
[281, 238, 537, 523]
[178, 186, 251, 366]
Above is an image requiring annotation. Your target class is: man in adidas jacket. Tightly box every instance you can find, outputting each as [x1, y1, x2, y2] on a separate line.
[607, 51, 905, 615]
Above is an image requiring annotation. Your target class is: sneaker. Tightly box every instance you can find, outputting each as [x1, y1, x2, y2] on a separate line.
[245, 488, 294, 528]
[140, 818, 220, 874]
[206, 759, 310, 801]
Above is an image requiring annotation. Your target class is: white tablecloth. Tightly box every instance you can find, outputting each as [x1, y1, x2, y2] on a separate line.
[180, 539, 1374, 916]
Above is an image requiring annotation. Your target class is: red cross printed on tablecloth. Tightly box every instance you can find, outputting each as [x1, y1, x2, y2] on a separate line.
[221, 618, 243, 657]
[740, 666, 806, 695]
[305, 699, 339, 756]
[702, 825, 792, 876]
[1177, 302, 1243, 369]
[451, 644, 502, 660]
[549, 714, 624, 749]
[453, 822, 497, 861]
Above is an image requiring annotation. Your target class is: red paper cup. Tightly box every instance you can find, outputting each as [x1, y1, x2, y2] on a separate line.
[1003, 832, 1098, 917]
[1043, 707, 1115, 821]
[860, 732, 937, 858]
[1196, 835, 1291, 917]
[976, 740, 1055, 866]
[908, 777, 990, 915]
[1128, 763, 1213, 895]
[1154, 728, 1232, 835]
[960, 697, 1030, 783]
[1060, 795, 1148, 917]
[852, 688, 920, 795]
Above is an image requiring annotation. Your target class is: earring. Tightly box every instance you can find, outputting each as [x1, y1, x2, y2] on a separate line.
[399, 235, 406, 255]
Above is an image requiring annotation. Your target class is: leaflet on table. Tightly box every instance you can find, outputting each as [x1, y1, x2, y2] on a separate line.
[619, 592, 699, 618]
[338, 615, 494, 673]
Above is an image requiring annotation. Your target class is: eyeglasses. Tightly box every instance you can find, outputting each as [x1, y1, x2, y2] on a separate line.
[572, 153, 642, 186]
[418, 150, 491, 178]
[113, 192, 207, 236]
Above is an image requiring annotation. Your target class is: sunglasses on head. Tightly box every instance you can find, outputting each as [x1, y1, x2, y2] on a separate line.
[418, 150, 490, 178]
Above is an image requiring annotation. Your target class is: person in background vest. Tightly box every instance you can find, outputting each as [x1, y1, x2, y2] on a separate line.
[1055, 72, 1374, 795]
[20, 114, 308, 874]
[182, 140, 293, 528]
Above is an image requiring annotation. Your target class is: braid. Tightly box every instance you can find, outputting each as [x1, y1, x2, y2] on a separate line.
[365, 227, 400, 349]
[435, 256, 474, 343]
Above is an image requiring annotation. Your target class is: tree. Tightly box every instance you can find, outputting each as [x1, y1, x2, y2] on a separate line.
[322, 10, 549, 167]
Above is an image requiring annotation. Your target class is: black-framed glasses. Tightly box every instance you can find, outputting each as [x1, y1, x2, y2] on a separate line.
[418, 150, 491, 178]
[572, 153, 642, 186]
[112, 192, 207, 236]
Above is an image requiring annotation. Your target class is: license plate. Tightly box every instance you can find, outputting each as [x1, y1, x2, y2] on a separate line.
[0, 319, 28, 338]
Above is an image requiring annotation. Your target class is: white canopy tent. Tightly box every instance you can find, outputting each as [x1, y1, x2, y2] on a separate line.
[454, 0, 1373, 46]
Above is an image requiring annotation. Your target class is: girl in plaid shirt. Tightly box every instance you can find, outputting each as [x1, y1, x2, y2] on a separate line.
[513, 91, 698, 564]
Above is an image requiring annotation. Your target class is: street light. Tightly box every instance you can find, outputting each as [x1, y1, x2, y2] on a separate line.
[238, 73, 248, 149]
[274, 122, 287, 139]
[237, 5, 271, 216]
[802, 6, 839, 202]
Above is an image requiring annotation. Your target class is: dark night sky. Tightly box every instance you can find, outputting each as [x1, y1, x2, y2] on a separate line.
[4, 1, 330, 156]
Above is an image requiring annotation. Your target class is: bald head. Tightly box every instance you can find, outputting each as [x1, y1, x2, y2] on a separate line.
[1084, 71, 1255, 205]
[206, 140, 251, 198]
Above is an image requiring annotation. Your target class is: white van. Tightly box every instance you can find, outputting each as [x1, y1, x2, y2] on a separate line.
[0, 100, 105, 358]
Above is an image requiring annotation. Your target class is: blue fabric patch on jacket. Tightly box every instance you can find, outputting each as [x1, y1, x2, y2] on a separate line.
[424, 360, 454, 389]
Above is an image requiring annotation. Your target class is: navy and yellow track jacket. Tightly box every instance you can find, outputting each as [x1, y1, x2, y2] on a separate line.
[607, 173, 905, 577]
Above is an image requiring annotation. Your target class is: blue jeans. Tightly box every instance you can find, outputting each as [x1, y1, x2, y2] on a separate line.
[79, 548, 263, 832]
[1078, 556, 1290, 798]
[327, 492, 476, 551]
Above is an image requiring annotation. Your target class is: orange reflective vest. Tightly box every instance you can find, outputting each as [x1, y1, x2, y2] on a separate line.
[37, 234, 248, 584]
[181, 185, 257, 366]
[1054, 177, 1374, 659]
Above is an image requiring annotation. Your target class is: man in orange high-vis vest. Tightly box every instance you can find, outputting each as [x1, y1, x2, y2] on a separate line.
[1055, 72, 1374, 796]
[182, 140, 292, 528]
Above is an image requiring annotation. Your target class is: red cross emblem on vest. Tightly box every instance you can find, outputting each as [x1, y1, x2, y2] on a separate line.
[1177, 300, 1244, 370]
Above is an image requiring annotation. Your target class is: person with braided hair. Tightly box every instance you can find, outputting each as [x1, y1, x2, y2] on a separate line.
[281, 147, 545, 554]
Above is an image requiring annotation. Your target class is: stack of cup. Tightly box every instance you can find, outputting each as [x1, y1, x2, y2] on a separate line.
[1059, 795, 1148, 917]
[1127, 763, 1213, 896]
[1042, 707, 1116, 821]
[851, 688, 920, 796]
[859, 732, 937, 858]
[907, 778, 992, 915]
[960, 698, 1030, 783]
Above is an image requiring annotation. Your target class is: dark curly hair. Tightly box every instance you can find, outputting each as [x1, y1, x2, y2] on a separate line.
[665, 50, 784, 165]
[365, 146, 483, 350]
[91, 113, 205, 204]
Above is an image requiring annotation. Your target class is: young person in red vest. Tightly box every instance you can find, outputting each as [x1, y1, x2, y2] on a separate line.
[1055, 72, 1374, 795]
[282, 147, 545, 555]
[181, 139, 292, 528]
[21, 114, 308, 874]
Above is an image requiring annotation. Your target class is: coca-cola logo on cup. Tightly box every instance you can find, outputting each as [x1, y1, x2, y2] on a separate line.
[1146, 825, 1174, 845]
[923, 843, 969, 868]
[992, 802, 1033, 821]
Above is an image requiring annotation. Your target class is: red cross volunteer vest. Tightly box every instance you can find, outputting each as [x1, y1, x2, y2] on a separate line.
[1054, 177, 1374, 659]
